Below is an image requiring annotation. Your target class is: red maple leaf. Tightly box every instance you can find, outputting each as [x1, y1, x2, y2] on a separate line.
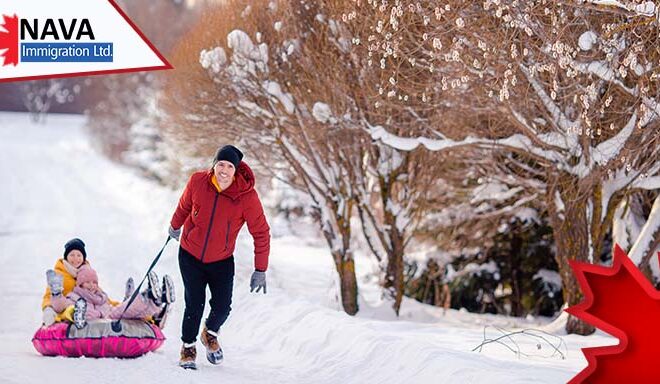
[0, 14, 19, 67]
[566, 245, 660, 383]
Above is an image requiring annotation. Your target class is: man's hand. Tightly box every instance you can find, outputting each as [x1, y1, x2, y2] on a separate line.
[250, 270, 267, 294]
[168, 225, 181, 241]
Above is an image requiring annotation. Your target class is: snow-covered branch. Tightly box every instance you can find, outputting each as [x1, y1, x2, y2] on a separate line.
[629, 195, 660, 272]
[519, 65, 574, 135]
[369, 123, 567, 165]
[585, 0, 657, 18]
[590, 112, 637, 166]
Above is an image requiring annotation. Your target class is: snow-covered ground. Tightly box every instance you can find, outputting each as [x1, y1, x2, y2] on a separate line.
[0, 112, 614, 383]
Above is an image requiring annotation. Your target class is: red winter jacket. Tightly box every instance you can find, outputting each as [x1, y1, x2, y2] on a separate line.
[170, 162, 270, 270]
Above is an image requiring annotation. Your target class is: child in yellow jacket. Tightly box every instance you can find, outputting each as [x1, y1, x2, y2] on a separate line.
[51, 265, 175, 329]
[41, 238, 119, 325]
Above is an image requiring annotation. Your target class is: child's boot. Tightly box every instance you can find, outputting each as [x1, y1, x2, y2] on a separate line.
[73, 298, 87, 329]
[142, 271, 162, 305]
[123, 277, 135, 301]
[161, 274, 175, 304]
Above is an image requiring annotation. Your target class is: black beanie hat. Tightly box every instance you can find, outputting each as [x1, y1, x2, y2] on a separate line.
[63, 238, 87, 261]
[214, 145, 244, 169]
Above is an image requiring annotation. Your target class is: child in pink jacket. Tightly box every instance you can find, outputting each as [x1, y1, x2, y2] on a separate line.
[50, 265, 174, 329]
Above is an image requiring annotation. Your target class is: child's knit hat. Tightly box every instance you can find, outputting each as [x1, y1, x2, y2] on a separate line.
[77, 265, 98, 286]
[64, 238, 87, 261]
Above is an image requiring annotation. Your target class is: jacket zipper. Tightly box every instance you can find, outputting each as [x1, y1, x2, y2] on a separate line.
[200, 192, 219, 262]
[224, 222, 230, 251]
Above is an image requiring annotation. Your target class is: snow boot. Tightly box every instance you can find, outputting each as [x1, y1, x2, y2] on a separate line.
[153, 303, 171, 330]
[201, 326, 223, 365]
[179, 344, 197, 370]
[161, 274, 175, 304]
[143, 270, 162, 306]
[73, 298, 87, 329]
[46, 269, 63, 296]
[123, 277, 135, 301]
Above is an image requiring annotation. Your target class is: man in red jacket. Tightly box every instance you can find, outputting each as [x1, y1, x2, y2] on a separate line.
[168, 145, 270, 370]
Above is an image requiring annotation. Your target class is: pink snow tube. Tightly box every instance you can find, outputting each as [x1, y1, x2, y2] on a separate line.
[32, 319, 165, 358]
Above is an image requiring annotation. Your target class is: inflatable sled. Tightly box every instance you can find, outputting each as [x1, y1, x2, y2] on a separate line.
[32, 319, 165, 358]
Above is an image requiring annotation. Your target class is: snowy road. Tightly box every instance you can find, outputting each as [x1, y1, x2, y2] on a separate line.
[0, 112, 612, 383]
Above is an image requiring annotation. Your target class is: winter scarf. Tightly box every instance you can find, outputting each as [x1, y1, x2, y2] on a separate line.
[72, 286, 109, 307]
[61, 259, 82, 278]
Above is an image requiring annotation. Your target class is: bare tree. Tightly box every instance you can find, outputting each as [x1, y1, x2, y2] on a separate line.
[86, 0, 198, 172]
[164, 0, 461, 315]
[347, 0, 660, 334]
[163, 0, 364, 314]
[21, 80, 81, 123]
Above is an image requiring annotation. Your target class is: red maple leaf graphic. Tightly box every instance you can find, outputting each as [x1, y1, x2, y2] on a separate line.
[0, 14, 19, 67]
[566, 245, 660, 383]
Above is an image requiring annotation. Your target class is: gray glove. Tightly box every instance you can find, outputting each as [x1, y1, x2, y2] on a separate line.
[250, 271, 267, 294]
[42, 306, 57, 326]
[46, 269, 63, 296]
[168, 225, 181, 241]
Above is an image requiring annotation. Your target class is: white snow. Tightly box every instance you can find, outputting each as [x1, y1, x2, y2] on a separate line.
[534, 269, 562, 293]
[635, 1, 656, 15]
[578, 31, 598, 51]
[376, 146, 404, 176]
[285, 42, 295, 55]
[592, 113, 637, 167]
[369, 122, 567, 168]
[263, 80, 295, 114]
[312, 102, 334, 123]
[515, 207, 540, 223]
[629, 195, 660, 267]
[633, 174, 660, 190]
[587, 0, 656, 16]
[0, 112, 615, 383]
[554, 190, 565, 221]
[449, 261, 500, 282]
[225, 29, 269, 78]
[612, 212, 628, 249]
[587, 200, 594, 263]
[199, 47, 227, 73]
[471, 182, 523, 204]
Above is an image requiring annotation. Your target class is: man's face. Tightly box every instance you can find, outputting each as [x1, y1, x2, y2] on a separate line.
[214, 160, 236, 185]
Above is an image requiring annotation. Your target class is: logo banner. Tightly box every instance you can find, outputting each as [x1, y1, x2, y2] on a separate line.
[0, 0, 171, 82]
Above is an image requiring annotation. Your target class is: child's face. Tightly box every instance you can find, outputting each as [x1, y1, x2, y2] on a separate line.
[81, 281, 98, 291]
[66, 250, 84, 268]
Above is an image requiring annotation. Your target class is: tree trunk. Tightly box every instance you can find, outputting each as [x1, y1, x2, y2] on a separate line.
[314, 201, 359, 316]
[548, 182, 596, 335]
[510, 235, 523, 317]
[383, 226, 405, 315]
[332, 251, 359, 315]
[378, 169, 407, 315]
[441, 283, 451, 312]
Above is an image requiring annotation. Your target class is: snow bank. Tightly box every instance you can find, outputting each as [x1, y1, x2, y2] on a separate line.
[0, 112, 614, 383]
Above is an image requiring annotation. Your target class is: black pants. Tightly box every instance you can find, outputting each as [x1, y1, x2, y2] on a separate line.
[178, 246, 234, 344]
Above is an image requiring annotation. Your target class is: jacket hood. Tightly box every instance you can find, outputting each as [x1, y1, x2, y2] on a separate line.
[207, 161, 256, 200]
[55, 258, 89, 273]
